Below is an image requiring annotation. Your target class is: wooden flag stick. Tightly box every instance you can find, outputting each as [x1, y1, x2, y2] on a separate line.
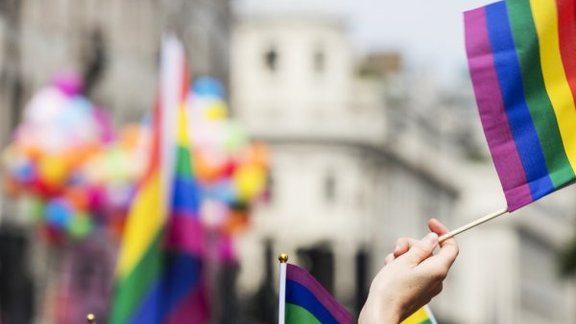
[439, 208, 508, 243]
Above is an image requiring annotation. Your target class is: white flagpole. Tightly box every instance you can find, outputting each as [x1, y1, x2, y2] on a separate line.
[278, 253, 288, 324]
[439, 208, 508, 243]
[425, 305, 438, 324]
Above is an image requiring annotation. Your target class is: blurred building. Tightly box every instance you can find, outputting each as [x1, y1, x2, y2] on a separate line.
[231, 6, 576, 324]
[0, 0, 230, 145]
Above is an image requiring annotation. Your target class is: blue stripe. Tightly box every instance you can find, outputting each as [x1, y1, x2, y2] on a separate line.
[128, 281, 162, 324]
[485, 2, 554, 200]
[159, 253, 203, 318]
[171, 177, 201, 215]
[127, 254, 202, 323]
[286, 280, 338, 324]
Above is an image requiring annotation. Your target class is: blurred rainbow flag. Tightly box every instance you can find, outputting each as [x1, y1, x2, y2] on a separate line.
[465, 0, 576, 211]
[401, 306, 437, 324]
[279, 261, 353, 324]
[110, 35, 207, 323]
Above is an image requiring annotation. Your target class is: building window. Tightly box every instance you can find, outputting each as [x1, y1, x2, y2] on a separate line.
[324, 173, 336, 202]
[313, 47, 325, 73]
[264, 46, 278, 72]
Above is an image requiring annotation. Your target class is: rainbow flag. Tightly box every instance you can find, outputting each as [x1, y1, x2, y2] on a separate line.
[465, 0, 576, 211]
[160, 85, 208, 323]
[110, 36, 206, 323]
[401, 305, 437, 324]
[279, 262, 353, 324]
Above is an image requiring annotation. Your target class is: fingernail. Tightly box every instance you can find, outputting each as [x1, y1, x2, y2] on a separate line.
[393, 242, 400, 253]
[424, 233, 438, 245]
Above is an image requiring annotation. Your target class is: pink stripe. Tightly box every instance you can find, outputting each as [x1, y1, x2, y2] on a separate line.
[286, 264, 353, 323]
[167, 214, 204, 255]
[465, 8, 532, 211]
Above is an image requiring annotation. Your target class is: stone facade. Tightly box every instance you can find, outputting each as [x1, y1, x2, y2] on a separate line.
[0, 0, 230, 139]
[231, 10, 576, 323]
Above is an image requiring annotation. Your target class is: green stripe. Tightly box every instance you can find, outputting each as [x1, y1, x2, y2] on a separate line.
[110, 230, 165, 324]
[506, 0, 575, 187]
[175, 145, 195, 177]
[286, 303, 322, 324]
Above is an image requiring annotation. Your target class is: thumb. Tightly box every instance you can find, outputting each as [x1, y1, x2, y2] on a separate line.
[400, 233, 438, 265]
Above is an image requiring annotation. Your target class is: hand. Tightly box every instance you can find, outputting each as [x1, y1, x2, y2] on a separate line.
[359, 219, 459, 324]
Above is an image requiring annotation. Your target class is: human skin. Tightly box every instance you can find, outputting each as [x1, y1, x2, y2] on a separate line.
[358, 219, 459, 324]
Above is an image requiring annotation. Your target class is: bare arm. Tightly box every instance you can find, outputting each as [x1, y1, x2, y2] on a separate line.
[359, 219, 459, 324]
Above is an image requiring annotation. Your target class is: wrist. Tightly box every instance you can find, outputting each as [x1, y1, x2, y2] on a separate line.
[359, 296, 401, 324]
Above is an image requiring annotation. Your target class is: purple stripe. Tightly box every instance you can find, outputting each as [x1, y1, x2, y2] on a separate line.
[167, 214, 204, 255]
[465, 7, 532, 211]
[286, 264, 353, 323]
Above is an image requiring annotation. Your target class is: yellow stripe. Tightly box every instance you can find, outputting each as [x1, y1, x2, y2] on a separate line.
[116, 172, 168, 277]
[177, 104, 190, 145]
[401, 307, 429, 324]
[530, 0, 576, 172]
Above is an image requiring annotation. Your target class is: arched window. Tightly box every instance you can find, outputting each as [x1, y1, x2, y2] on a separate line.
[313, 47, 325, 73]
[324, 172, 336, 202]
[264, 46, 278, 72]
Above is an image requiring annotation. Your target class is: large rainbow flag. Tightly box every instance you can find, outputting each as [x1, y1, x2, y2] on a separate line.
[465, 0, 576, 211]
[279, 262, 353, 324]
[160, 80, 208, 323]
[110, 36, 207, 323]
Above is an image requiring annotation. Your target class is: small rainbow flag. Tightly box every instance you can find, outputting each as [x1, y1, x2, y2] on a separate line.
[465, 0, 576, 211]
[279, 262, 353, 324]
[401, 305, 437, 324]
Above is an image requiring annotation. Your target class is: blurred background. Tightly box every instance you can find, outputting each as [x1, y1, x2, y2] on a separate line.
[0, 0, 575, 323]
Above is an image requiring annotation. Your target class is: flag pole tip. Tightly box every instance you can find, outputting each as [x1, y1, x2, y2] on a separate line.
[86, 313, 96, 323]
[278, 253, 288, 263]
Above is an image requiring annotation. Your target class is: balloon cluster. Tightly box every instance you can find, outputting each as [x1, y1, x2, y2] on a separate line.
[188, 77, 268, 234]
[1, 72, 143, 242]
[1, 74, 267, 242]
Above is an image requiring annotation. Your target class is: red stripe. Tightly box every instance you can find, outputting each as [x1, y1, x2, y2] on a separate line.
[180, 57, 190, 103]
[557, 0, 576, 104]
[139, 96, 162, 186]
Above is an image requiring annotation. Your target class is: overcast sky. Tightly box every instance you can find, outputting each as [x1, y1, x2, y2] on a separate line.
[234, 0, 495, 82]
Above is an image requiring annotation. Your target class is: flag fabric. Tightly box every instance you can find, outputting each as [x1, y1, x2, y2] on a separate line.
[279, 262, 353, 324]
[400, 305, 437, 324]
[161, 74, 208, 323]
[465, 0, 576, 211]
[110, 36, 207, 324]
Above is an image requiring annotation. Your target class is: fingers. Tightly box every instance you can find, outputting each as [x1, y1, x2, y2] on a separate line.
[398, 233, 438, 266]
[385, 253, 395, 265]
[393, 237, 418, 258]
[429, 217, 457, 249]
[417, 219, 459, 275]
[389, 219, 458, 269]
[428, 218, 449, 236]
[428, 218, 459, 267]
[434, 240, 459, 269]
